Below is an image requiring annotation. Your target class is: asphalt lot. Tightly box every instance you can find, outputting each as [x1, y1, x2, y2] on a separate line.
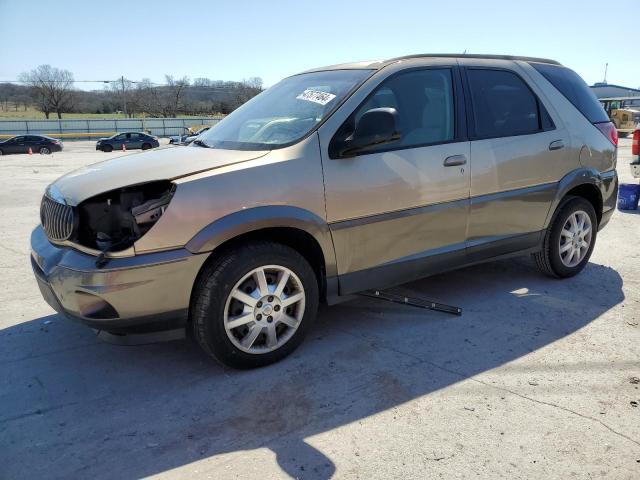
[0, 138, 639, 479]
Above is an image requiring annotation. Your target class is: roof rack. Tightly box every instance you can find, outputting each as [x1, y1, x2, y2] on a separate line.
[387, 53, 561, 66]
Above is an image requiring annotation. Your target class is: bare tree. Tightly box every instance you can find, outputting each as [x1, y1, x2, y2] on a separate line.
[193, 77, 212, 87]
[165, 75, 190, 116]
[106, 77, 138, 117]
[18, 65, 75, 119]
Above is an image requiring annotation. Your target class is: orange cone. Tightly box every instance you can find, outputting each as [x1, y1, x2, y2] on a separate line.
[122, 143, 126, 152]
[28, 147, 33, 155]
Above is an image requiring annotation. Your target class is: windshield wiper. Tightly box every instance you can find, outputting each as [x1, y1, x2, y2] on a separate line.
[192, 139, 211, 148]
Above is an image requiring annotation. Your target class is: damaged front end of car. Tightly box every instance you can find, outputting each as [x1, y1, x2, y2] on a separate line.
[42, 180, 176, 260]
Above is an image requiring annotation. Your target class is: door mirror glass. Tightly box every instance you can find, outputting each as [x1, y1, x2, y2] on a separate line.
[340, 107, 400, 157]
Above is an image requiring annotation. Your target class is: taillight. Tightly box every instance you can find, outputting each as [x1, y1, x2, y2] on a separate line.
[633, 129, 640, 156]
[595, 121, 618, 147]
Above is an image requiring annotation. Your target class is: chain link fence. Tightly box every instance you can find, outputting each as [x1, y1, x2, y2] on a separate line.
[0, 117, 223, 138]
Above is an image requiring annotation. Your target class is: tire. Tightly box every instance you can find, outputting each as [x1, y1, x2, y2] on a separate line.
[533, 196, 597, 278]
[0, 149, 3, 156]
[141, 143, 152, 150]
[191, 241, 319, 369]
[39, 147, 50, 155]
[103, 145, 113, 152]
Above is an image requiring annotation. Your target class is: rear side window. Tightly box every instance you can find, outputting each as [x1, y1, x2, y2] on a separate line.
[466, 69, 553, 139]
[531, 63, 609, 124]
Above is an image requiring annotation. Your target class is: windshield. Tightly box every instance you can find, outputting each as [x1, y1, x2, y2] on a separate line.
[197, 69, 372, 150]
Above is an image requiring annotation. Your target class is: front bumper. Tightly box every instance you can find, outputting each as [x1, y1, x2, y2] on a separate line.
[30, 226, 208, 333]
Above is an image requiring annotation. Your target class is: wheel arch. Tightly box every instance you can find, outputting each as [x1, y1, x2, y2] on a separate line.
[544, 168, 608, 229]
[185, 206, 338, 303]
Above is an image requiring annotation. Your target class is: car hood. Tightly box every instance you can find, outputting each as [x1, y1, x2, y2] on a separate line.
[52, 146, 270, 205]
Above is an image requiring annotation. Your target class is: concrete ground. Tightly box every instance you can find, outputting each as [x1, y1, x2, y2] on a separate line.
[0, 139, 639, 480]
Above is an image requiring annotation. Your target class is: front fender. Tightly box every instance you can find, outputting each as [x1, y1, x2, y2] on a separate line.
[184, 205, 338, 278]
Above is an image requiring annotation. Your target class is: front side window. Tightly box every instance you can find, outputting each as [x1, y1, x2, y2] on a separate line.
[467, 69, 553, 139]
[197, 69, 372, 150]
[339, 68, 456, 153]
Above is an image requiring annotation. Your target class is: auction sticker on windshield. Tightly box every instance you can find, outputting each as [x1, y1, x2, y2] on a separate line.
[296, 89, 336, 105]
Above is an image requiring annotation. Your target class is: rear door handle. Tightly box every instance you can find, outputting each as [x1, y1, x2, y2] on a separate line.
[549, 140, 565, 151]
[443, 154, 467, 167]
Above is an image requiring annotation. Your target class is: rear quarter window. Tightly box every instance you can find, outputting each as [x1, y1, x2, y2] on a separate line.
[530, 63, 609, 124]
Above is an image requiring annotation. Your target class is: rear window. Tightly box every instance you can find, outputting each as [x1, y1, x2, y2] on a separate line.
[531, 63, 609, 124]
[466, 69, 553, 139]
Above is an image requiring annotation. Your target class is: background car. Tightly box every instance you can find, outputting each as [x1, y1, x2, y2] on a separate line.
[169, 126, 210, 145]
[96, 132, 159, 152]
[0, 135, 63, 155]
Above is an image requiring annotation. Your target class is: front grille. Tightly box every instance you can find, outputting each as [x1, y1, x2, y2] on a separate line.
[40, 195, 74, 242]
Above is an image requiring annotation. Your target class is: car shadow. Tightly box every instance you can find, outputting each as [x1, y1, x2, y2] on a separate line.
[0, 257, 624, 479]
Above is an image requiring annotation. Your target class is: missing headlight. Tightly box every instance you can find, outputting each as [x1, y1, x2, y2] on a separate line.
[75, 180, 175, 252]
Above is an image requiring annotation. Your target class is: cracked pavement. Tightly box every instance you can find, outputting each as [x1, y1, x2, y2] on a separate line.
[0, 139, 639, 479]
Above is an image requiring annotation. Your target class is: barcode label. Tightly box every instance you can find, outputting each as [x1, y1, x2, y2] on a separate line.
[296, 89, 336, 105]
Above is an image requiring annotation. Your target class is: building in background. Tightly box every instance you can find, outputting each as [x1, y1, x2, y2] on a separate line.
[590, 82, 640, 99]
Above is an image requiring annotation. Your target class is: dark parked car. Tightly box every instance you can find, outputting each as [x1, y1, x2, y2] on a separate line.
[96, 132, 159, 152]
[0, 135, 63, 155]
[169, 126, 210, 145]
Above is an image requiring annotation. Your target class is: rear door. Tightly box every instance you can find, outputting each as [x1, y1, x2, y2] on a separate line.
[128, 133, 143, 148]
[460, 61, 571, 260]
[319, 65, 471, 294]
[26, 136, 42, 151]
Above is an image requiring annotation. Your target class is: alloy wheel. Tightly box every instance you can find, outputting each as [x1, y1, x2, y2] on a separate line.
[558, 210, 592, 268]
[223, 265, 305, 354]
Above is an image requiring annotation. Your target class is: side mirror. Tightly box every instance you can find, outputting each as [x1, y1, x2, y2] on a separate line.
[340, 107, 400, 157]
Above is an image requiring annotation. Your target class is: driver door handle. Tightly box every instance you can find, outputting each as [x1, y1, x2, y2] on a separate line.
[443, 154, 467, 167]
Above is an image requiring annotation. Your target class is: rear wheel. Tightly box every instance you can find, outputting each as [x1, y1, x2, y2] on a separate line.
[39, 147, 50, 155]
[191, 241, 319, 369]
[533, 197, 597, 278]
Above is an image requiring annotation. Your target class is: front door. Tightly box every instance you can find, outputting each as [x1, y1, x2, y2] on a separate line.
[12, 136, 28, 154]
[319, 67, 471, 294]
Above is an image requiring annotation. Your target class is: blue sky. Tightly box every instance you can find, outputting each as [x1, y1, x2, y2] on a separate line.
[0, 0, 636, 89]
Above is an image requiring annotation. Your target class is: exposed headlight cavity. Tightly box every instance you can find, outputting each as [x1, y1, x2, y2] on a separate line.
[75, 180, 175, 252]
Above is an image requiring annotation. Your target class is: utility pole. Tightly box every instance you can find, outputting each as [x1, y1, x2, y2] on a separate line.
[121, 75, 127, 118]
[603, 63, 608, 84]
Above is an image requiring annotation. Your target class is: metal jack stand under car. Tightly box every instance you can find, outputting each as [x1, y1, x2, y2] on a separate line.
[357, 289, 462, 316]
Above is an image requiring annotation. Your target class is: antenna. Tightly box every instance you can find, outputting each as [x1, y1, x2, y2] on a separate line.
[603, 63, 608, 84]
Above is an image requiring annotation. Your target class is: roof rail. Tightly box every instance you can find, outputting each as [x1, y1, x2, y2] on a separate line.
[387, 53, 561, 66]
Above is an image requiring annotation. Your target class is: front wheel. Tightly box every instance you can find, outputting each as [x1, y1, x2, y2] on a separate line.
[102, 145, 113, 152]
[533, 197, 597, 278]
[141, 143, 152, 150]
[191, 242, 319, 369]
[39, 147, 51, 155]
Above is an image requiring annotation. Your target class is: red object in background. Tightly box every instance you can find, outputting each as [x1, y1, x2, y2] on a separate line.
[632, 129, 639, 156]
[28, 147, 33, 155]
[122, 143, 126, 152]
